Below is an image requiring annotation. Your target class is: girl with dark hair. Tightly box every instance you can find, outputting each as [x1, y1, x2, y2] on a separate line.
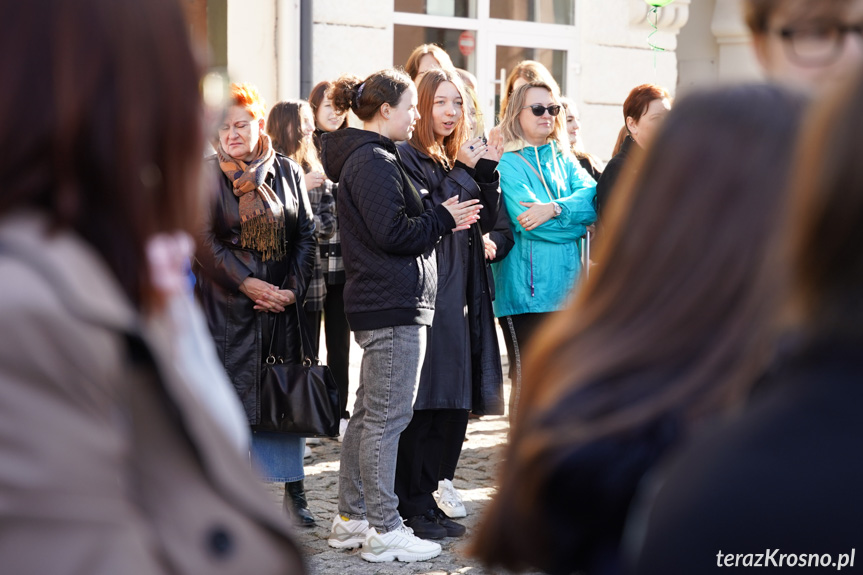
[472, 84, 808, 575]
[595, 84, 671, 218]
[196, 83, 317, 528]
[0, 0, 304, 572]
[394, 68, 505, 538]
[308, 80, 352, 436]
[320, 68, 481, 563]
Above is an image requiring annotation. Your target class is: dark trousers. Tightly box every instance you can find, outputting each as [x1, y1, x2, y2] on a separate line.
[323, 282, 351, 419]
[438, 409, 469, 481]
[506, 312, 551, 420]
[395, 408, 461, 518]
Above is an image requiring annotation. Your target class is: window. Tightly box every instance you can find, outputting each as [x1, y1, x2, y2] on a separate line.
[394, 0, 477, 18]
[394, 25, 476, 73]
[491, 0, 573, 25]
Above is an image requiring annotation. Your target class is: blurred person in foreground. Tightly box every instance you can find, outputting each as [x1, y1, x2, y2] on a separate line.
[196, 83, 317, 526]
[631, 65, 863, 575]
[0, 0, 305, 573]
[744, 0, 863, 92]
[472, 84, 808, 575]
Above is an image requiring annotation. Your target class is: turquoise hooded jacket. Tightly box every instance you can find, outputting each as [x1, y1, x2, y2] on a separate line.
[491, 139, 596, 317]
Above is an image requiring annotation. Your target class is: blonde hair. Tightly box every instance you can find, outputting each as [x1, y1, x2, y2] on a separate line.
[499, 60, 560, 121]
[499, 82, 569, 153]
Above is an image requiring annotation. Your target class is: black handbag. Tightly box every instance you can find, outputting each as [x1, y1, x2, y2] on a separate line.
[255, 302, 340, 437]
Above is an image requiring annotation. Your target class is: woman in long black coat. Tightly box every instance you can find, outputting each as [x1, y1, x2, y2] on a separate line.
[196, 83, 317, 525]
[393, 69, 505, 539]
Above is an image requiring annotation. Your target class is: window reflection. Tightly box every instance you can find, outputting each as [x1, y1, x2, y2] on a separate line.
[395, 0, 477, 18]
[394, 25, 476, 73]
[491, 0, 573, 25]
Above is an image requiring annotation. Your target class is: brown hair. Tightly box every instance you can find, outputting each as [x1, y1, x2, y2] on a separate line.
[787, 67, 863, 340]
[0, 0, 203, 311]
[267, 100, 322, 173]
[309, 80, 348, 131]
[409, 69, 470, 168]
[499, 60, 560, 121]
[330, 69, 413, 123]
[472, 84, 808, 571]
[499, 82, 569, 152]
[623, 83, 672, 138]
[405, 43, 455, 81]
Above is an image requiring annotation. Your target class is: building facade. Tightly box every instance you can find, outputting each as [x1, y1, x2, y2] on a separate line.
[184, 0, 760, 159]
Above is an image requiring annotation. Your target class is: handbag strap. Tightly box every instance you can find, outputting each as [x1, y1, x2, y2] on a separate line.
[264, 287, 318, 368]
[515, 147, 561, 201]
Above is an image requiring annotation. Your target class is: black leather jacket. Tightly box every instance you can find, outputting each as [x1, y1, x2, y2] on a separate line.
[195, 154, 315, 424]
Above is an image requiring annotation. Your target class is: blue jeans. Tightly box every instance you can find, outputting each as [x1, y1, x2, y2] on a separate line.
[337, 325, 426, 533]
[249, 431, 305, 483]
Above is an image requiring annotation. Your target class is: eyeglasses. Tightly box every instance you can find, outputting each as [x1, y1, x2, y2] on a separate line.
[521, 104, 562, 117]
[772, 22, 863, 66]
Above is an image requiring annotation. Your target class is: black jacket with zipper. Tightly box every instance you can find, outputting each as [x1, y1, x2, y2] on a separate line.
[321, 128, 455, 331]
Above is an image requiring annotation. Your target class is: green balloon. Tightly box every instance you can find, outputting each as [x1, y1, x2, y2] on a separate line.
[645, 0, 675, 6]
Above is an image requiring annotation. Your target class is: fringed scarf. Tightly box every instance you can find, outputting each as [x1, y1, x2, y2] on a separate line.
[217, 133, 286, 262]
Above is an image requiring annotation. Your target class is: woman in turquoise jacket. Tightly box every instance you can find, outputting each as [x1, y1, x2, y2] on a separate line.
[492, 81, 596, 416]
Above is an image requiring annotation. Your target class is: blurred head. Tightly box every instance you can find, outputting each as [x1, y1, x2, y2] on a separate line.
[500, 82, 567, 150]
[405, 44, 455, 81]
[456, 68, 479, 92]
[500, 60, 560, 120]
[0, 0, 203, 310]
[788, 67, 863, 340]
[331, 69, 419, 142]
[560, 96, 581, 148]
[463, 84, 485, 138]
[218, 83, 267, 162]
[623, 84, 672, 149]
[744, 0, 863, 90]
[410, 68, 469, 168]
[267, 100, 320, 172]
[309, 80, 348, 133]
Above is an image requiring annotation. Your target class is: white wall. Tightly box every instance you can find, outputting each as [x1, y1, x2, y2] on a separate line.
[226, 0, 301, 110]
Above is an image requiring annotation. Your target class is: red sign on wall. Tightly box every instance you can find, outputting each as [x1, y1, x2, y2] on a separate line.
[459, 30, 475, 56]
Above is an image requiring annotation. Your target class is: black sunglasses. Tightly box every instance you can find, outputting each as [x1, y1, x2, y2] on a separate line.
[521, 104, 562, 117]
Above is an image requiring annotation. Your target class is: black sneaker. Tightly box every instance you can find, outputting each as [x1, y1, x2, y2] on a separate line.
[433, 508, 466, 537]
[404, 511, 447, 539]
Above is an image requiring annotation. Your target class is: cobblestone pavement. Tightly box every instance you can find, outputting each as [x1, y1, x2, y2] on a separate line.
[266, 409, 516, 575]
[262, 331, 537, 574]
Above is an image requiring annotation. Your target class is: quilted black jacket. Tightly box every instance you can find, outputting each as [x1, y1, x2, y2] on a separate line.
[320, 128, 456, 331]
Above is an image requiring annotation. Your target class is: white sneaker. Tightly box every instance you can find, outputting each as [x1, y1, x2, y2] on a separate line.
[327, 514, 373, 549]
[304, 445, 312, 459]
[360, 523, 442, 563]
[337, 418, 349, 443]
[434, 479, 467, 518]
[305, 437, 322, 445]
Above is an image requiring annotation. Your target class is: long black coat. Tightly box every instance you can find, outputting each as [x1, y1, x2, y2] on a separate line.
[398, 143, 505, 415]
[196, 154, 316, 425]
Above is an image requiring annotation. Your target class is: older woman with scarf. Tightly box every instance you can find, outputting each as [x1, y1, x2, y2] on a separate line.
[196, 83, 317, 526]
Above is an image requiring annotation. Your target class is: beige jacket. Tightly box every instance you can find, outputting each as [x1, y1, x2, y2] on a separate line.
[0, 213, 305, 574]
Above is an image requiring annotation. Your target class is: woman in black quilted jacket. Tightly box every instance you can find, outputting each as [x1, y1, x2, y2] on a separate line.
[319, 68, 481, 563]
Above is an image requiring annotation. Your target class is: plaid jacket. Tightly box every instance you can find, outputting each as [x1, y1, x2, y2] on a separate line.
[303, 178, 336, 311]
[320, 182, 345, 286]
